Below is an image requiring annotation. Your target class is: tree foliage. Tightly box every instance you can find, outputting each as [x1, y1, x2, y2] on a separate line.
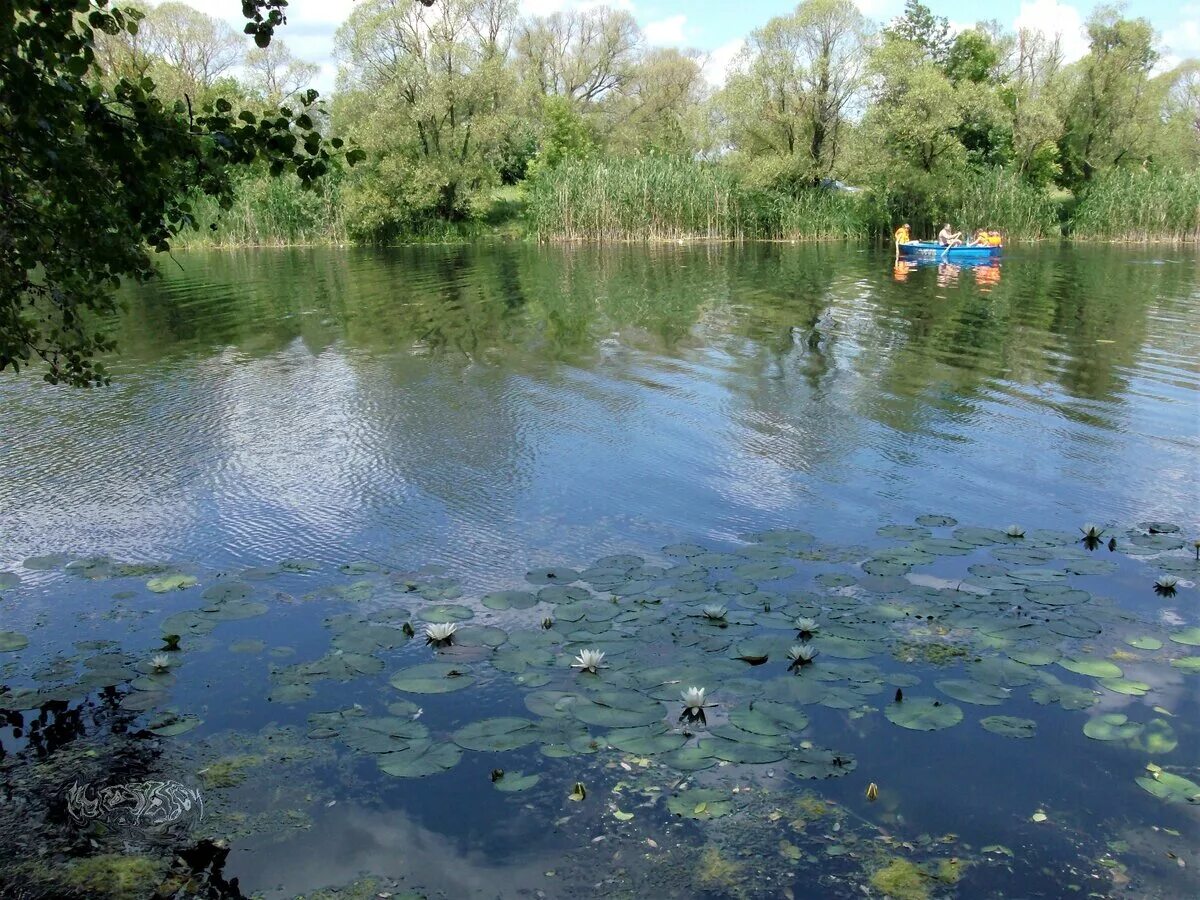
[1, 1, 357, 385]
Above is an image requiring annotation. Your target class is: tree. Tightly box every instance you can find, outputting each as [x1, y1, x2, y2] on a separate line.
[245, 39, 321, 105]
[883, 0, 951, 67]
[1059, 7, 1159, 185]
[606, 48, 709, 157]
[515, 6, 642, 105]
[722, 0, 871, 185]
[141, 2, 243, 97]
[334, 0, 516, 239]
[1, 2, 358, 386]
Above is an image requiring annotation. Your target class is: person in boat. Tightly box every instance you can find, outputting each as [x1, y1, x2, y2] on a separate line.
[987, 230, 1003, 246]
[938, 224, 963, 248]
[970, 228, 989, 246]
[893, 222, 911, 261]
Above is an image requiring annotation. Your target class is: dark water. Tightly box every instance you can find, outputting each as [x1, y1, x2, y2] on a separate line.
[0, 243, 1198, 899]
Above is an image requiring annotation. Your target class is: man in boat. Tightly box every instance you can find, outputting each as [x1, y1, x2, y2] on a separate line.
[938, 224, 963, 248]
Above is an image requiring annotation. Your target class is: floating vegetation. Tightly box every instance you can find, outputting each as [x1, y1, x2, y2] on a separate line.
[1154, 575, 1180, 597]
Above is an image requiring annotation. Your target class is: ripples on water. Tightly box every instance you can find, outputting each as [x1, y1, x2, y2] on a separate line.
[2, 243, 1196, 582]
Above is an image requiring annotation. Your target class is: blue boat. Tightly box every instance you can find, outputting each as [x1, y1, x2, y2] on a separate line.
[898, 241, 1001, 261]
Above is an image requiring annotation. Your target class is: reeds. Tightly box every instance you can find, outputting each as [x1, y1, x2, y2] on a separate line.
[1071, 169, 1200, 243]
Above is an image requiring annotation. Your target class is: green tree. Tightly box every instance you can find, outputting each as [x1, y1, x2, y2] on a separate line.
[605, 48, 710, 157]
[722, 0, 872, 187]
[245, 38, 320, 106]
[1059, 7, 1159, 186]
[1, 1, 357, 385]
[515, 6, 642, 106]
[335, 0, 516, 240]
[883, 0, 951, 67]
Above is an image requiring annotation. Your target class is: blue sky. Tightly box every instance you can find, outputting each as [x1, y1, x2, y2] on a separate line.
[181, 0, 1192, 94]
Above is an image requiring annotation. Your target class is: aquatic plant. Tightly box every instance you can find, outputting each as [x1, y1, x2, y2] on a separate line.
[160, 634, 181, 652]
[1080, 524, 1104, 539]
[1154, 575, 1179, 598]
[1004, 525, 1025, 538]
[681, 686, 713, 714]
[866, 782, 880, 802]
[701, 604, 728, 621]
[571, 648, 607, 674]
[794, 617, 818, 637]
[787, 643, 818, 669]
[149, 654, 171, 672]
[424, 622, 458, 645]
[1193, 538, 1200, 560]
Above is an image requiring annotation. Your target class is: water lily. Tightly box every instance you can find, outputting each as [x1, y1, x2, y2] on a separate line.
[866, 782, 880, 802]
[681, 686, 711, 713]
[571, 648, 607, 674]
[150, 654, 171, 672]
[1005, 525, 1025, 538]
[794, 617, 818, 636]
[701, 604, 727, 621]
[1154, 575, 1179, 597]
[1193, 538, 1200, 560]
[1080, 524, 1105, 539]
[424, 622, 458, 644]
[788, 643, 818, 665]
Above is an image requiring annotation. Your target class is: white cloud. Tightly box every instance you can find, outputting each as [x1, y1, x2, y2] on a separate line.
[645, 14, 687, 46]
[702, 37, 744, 87]
[1015, 0, 1089, 63]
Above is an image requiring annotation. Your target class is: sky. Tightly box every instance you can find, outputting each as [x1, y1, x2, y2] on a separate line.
[179, 0, 1189, 95]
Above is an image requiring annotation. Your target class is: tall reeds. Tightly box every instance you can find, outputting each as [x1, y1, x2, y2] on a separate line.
[1071, 169, 1200, 242]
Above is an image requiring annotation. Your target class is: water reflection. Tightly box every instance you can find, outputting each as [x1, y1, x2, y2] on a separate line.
[0, 244, 1196, 575]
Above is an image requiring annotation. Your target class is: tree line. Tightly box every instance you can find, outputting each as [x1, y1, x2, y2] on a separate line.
[96, 0, 1200, 243]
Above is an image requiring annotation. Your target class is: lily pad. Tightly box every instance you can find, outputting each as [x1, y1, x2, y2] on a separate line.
[667, 788, 733, 820]
[660, 745, 719, 771]
[1135, 771, 1200, 803]
[606, 725, 687, 755]
[1126, 636, 1163, 651]
[493, 771, 540, 792]
[482, 590, 538, 611]
[418, 604, 475, 623]
[980, 716, 1037, 738]
[389, 662, 476, 694]
[1169, 656, 1200, 674]
[936, 679, 1009, 706]
[0, 631, 29, 652]
[1058, 657, 1123, 679]
[146, 712, 202, 736]
[452, 717, 538, 752]
[147, 574, 198, 593]
[916, 514, 958, 527]
[1169, 627, 1200, 647]
[884, 697, 963, 731]
[1083, 713, 1143, 742]
[377, 741, 462, 777]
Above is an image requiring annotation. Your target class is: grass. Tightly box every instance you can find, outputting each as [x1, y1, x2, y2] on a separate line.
[1071, 169, 1200, 242]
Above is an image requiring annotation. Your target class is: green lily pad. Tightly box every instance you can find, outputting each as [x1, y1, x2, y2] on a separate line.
[1131, 719, 1178, 754]
[0, 631, 29, 652]
[377, 741, 462, 777]
[482, 590, 538, 611]
[749, 700, 810, 732]
[1030, 678, 1096, 710]
[572, 693, 663, 728]
[1135, 771, 1200, 803]
[1126, 636, 1163, 651]
[980, 716, 1036, 738]
[606, 726, 687, 755]
[1083, 713, 1143, 742]
[453, 717, 538, 752]
[1058, 658, 1123, 679]
[916, 514, 957, 527]
[884, 697, 963, 731]
[418, 604, 475, 623]
[147, 574, 198, 593]
[493, 771, 541, 792]
[1169, 627, 1200, 647]
[389, 662, 476, 694]
[701, 737, 787, 764]
[1007, 647, 1059, 666]
[789, 746, 857, 779]
[1099, 678, 1151, 696]
[341, 717, 430, 753]
[1169, 656, 1200, 673]
[146, 712, 202, 736]
[936, 679, 1009, 706]
[667, 788, 733, 820]
[661, 745, 718, 771]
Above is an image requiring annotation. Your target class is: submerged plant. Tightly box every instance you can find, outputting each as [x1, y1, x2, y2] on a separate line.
[1004, 525, 1025, 538]
[1154, 575, 1179, 598]
[571, 648, 607, 674]
[424, 622, 458, 645]
[794, 617, 818, 637]
[787, 644, 818, 671]
[702, 604, 728, 621]
[150, 654, 171, 673]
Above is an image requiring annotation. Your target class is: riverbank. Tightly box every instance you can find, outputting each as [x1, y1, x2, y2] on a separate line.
[172, 164, 1200, 249]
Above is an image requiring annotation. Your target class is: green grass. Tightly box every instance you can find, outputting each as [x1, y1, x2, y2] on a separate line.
[1071, 169, 1200, 242]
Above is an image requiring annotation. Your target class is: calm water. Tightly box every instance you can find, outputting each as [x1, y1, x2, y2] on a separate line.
[1, 243, 1198, 898]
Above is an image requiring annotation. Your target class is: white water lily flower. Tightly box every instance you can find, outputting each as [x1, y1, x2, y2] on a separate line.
[1155, 575, 1179, 589]
[150, 654, 171, 672]
[572, 648, 607, 673]
[424, 622, 458, 643]
[1080, 524, 1104, 539]
[794, 617, 818, 634]
[681, 686, 708, 712]
[1005, 525, 1025, 538]
[702, 605, 728, 620]
[788, 643, 818, 664]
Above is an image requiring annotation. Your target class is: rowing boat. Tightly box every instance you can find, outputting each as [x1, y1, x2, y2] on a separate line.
[898, 241, 1001, 260]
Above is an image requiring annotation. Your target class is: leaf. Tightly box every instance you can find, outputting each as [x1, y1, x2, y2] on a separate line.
[493, 772, 540, 792]
[377, 741, 462, 778]
[452, 717, 538, 752]
[884, 697, 963, 731]
[388, 662, 476, 694]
